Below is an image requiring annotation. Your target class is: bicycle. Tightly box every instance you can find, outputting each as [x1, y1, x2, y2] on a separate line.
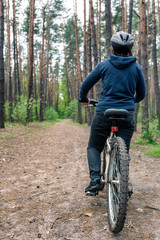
[84, 99, 133, 233]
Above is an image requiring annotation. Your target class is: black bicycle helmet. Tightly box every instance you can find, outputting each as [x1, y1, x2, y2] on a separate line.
[111, 31, 134, 51]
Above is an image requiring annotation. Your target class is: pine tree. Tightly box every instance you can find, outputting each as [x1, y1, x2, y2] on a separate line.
[39, 6, 45, 121]
[128, 0, 133, 33]
[140, 0, 149, 134]
[74, 0, 82, 124]
[105, 0, 112, 57]
[152, 0, 160, 129]
[0, 0, 5, 128]
[7, 0, 12, 121]
[83, 0, 87, 79]
[27, 0, 35, 122]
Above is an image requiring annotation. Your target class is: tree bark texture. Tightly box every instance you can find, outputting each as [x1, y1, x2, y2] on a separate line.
[63, 34, 71, 105]
[45, 15, 50, 108]
[74, 1, 82, 124]
[39, 7, 45, 121]
[0, 0, 5, 128]
[12, 0, 20, 102]
[7, 0, 12, 120]
[27, 0, 35, 121]
[87, 15, 94, 126]
[83, 0, 87, 79]
[12, 0, 17, 103]
[128, 0, 133, 33]
[140, 0, 149, 134]
[89, 0, 101, 100]
[152, 0, 160, 130]
[105, 0, 112, 58]
[97, 0, 101, 62]
[121, 0, 125, 31]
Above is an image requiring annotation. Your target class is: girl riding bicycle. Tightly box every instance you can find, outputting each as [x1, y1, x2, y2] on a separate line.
[79, 31, 146, 196]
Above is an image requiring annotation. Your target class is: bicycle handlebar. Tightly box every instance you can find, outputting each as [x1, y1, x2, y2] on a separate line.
[79, 99, 98, 107]
[89, 99, 98, 106]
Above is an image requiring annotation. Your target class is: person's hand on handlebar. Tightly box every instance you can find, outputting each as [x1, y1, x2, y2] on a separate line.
[82, 98, 90, 108]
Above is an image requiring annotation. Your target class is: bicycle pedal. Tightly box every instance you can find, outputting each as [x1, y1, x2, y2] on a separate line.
[128, 183, 133, 198]
[85, 191, 98, 196]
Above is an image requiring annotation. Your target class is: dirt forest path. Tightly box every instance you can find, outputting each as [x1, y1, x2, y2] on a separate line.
[0, 119, 160, 240]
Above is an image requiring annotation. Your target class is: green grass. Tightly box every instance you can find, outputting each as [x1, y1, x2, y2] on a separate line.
[67, 120, 87, 126]
[134, 137, 147, 145]
[28, 120, 60, 128]
[1, 132, 14, 137]
[4, 120, 60, 129]
[145, 145, 160, 158]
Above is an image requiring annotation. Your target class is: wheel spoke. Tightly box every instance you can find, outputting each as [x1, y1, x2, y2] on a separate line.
[110, 183, 119, 220]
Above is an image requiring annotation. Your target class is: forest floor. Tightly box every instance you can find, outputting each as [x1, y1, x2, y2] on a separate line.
[0, 119, 160, 240]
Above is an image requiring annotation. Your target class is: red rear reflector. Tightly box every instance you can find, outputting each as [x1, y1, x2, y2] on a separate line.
[111, 127, 118, 132]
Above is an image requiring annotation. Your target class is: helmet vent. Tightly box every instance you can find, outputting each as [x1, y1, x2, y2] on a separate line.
[120, 33, 129, 43]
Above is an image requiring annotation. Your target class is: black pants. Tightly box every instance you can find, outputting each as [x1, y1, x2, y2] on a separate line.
[87, 111, 135, 180]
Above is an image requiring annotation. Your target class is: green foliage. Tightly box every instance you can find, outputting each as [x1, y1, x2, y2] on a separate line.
[11, 96, 28, 124]
[64, 16, 83, 65]
[4, 101, 10, 122]
[45, 107, 58, 121]
[145, 145, 160, 158]
[142, 119, 160, 144]
[65, 99, 78, 122]
[5, 96, 39, 124]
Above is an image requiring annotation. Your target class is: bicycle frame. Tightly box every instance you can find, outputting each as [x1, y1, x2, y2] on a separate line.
[102, 126, 118, 185]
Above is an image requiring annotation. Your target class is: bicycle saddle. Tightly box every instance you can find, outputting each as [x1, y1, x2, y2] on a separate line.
[104, 109, 129, 119]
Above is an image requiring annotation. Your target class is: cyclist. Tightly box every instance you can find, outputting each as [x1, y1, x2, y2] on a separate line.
[79, 31, 146, 196]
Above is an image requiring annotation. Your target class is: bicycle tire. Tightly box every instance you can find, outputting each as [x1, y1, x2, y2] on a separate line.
[107, 136, 129, 233]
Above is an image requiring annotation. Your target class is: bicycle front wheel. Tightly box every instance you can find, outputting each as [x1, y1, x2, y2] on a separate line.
[107, 136, 129, 233]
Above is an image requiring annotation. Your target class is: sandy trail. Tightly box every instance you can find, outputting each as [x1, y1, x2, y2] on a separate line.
[0, 119, 160, 240]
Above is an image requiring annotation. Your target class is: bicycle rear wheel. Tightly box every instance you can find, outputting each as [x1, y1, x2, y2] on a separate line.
[107, 136, 129, 233]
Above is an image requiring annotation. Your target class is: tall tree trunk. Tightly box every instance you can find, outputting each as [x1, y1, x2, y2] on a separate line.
[39, 7, 45, 121]
[121, 0, 125, 31]
[0, 0, 5, 128]
[18, 44, 22, 96]
[97, 0, 101, 62]
[86, 10, 94, 126]
[158, 0, 160, 55]
[63, 32, 71, 106]
[54, 62, 59, 112]
[128, 0, 133, 33]
[140, 0, 149, 134]
[125, 0, 127, 31]
[27, 0, 35, 122]
[105, 0, 112, 57]
[12, 0, 20, 102]
[135, 1, 142, 131]
[89, 0, 101, 100]
[12, 0, 17, 104]
[74, 0, 82, 124]
[7, 0, 12, 121]
[83, 0, 87, 79]
[33, 57, 38, 120]
[152, 0, 160, 130]
[150, 50, 155, 120]
[45, 15, 50, 108]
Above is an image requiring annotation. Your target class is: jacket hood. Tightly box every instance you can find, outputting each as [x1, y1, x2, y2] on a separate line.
[108, 53, 136, 69]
